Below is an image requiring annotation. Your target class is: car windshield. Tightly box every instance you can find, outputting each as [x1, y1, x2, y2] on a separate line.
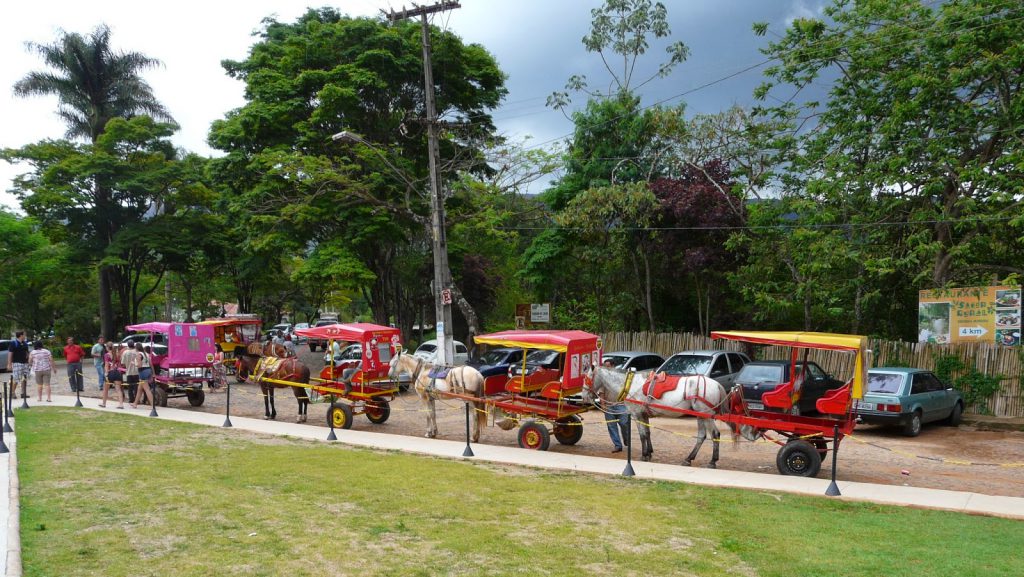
[417, 344, 437, 353]
[868, 373, 905, 394]
[739, 364, 784, 384]
[480, 350, 512, 365]
[601, 354, 630, 368]
[660, 355, 712, 375]
[525, 349, 559, 365]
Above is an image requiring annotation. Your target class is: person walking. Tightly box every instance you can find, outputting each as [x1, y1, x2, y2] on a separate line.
[91, 336, 106, 391]
[210, 344, 227, 391]
[6, 331, 31, 399]
[598, 360, 630, 453]
[63, 337, 86, 393]
[100, 343, 125, 409]
[29, 340, 57, 402]
[121, 343, 140, 406]
[132, 343, 155, 408]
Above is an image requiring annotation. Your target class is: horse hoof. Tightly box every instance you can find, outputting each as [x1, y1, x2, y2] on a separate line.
[642, 455, 652, 462]
[684, 460, 693, 467]
[263, 416, 271, 420]
[707, 463, 717, 469]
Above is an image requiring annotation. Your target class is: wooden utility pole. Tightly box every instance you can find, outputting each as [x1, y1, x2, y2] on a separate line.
[386, 1, 460, 365]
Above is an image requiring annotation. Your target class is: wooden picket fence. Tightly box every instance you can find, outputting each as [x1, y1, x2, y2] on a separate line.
[600, 331, 1024, 418]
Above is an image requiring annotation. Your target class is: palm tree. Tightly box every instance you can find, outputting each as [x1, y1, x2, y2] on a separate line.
[14, 24, 177, 338]
[14, 24, 176, 143]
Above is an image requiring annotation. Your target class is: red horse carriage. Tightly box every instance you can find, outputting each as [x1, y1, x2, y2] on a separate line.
[473, 329, 601, 450]
[125, 322, 216, 407]
[295, 322, 404, 430]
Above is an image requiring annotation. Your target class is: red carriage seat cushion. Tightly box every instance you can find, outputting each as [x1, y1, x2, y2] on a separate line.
[816, 382, 852, 416]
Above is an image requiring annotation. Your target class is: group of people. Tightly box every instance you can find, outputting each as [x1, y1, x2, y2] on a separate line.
[97, 340, 160, 409]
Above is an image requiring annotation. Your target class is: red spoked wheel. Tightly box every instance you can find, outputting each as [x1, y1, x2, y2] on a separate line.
[552, 415, 583, 445]
[364, 400, 391, 424]
[517, 420, 551, 451]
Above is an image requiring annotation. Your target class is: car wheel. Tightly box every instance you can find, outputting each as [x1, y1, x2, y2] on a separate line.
[309, 343, 317, 353]
[902, 410, 922, 437]
[944, 403, 963, 427]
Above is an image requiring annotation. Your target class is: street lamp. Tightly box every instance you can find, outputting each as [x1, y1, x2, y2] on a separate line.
[330, 130, 456, 366]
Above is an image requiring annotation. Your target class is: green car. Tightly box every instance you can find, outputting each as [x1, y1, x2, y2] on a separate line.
[857, 367, 964, 437]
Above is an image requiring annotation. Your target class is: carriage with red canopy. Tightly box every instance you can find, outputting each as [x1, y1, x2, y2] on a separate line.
[473, 329, 601, 451]
[295, 322, 403, 430]
[124, 322, 216, 407]
[625, 330, 867, 477]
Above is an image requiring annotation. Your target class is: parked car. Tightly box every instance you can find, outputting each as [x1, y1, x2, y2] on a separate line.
[0, 339, 10, 372]
[271, 323, 294, 341]
[120, 333, 168, 356]
[293, 322, 310, 344]
[469, 347, 525, 377]
[655, 350, 750, 388]
[307, 319, 339, 352]
[324, 342, 413, 391]
[600, 351, 666, 372]
[735, 360, 844, 416]
[857, 368, 964, 437]
[413, 339, 469, 365]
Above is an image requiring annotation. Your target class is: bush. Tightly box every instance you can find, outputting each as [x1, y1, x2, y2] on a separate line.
[933, 353, 1002, 414]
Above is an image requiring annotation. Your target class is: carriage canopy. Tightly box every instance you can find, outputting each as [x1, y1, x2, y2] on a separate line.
[296, 322, 402, 376]
[197, 318, 262, 353]
[475, 330, 602, 389]
[711, 331, 869, 399]
[126, 322, 216, 367]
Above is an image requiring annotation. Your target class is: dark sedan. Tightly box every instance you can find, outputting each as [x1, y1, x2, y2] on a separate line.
[736, 360, 845, 416]
[470, 347, 525, 377]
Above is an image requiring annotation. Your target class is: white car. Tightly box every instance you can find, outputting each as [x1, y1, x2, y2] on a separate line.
[413, 339, 469, 365]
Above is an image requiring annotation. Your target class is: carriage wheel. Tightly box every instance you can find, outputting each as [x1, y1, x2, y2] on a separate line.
[811, 439, 829, 462]
[154, 386, 168, 407]
[517, 420, 551, 451]
[186, 389, 205, 407]
[776, 440, 822, 477]
[327, 402, 354, 430]
[364, 400, 391, 424]
[552, 415, 584, 445]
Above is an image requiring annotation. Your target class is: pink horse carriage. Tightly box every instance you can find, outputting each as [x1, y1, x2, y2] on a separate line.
[125, 322, 216, 407]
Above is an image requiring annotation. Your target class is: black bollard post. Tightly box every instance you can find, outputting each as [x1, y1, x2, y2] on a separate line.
[462, 403, 474, 457]
[1, 379, 11, 434]
[326, 398, 337, 441]
[19, 374, 30, 409]
[148, 382, 158, 418]
[622, 412, 635, 477]
[3, 380, 12, 433]
[825, 424, 842, 497]
[0, 382, 7, 455]
[5, 378, 13, 419]
[74, 379, 83, 408]
[222, 380, 233, 428]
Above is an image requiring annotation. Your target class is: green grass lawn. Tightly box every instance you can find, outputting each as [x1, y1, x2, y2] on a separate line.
[15, 408, 1023, 577]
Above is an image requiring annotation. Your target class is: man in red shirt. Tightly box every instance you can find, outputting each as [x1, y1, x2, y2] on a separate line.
[63, 337, 86, 393]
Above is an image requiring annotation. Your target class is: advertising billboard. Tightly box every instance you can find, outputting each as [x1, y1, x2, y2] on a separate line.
[918, 286, 1021, 345]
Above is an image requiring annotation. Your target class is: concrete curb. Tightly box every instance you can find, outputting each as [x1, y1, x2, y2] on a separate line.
[5, 429, 19, 577]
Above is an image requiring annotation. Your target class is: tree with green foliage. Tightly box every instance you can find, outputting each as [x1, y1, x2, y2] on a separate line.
[754, 0, 1024, 294]
[207, 9, 507, 342]
[11, 24, 176, 337]
[0, 211, 66, 335]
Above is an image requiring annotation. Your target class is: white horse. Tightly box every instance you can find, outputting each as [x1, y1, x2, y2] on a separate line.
[583, 366, 731, 468]
[388, 349, 487, 442]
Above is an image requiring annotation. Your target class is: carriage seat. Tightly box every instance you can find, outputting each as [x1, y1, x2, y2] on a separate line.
[816, 382, 852, 416]
[761, 382, 795, 410]
[539, 381, 582, 400]
[505, 376, 545, 394]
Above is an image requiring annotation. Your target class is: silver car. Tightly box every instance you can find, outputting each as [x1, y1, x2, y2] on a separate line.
[656, 350, 751, 388]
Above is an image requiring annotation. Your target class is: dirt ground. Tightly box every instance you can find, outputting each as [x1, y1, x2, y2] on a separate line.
[56, 351, 1024, 499]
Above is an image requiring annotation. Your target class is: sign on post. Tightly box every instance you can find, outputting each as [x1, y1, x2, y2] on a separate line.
[919, 285, 1021, 345]
[530, 303, 550, 324]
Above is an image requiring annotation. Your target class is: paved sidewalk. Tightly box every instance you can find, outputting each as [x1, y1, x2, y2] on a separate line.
[4, 395, 1023, 574]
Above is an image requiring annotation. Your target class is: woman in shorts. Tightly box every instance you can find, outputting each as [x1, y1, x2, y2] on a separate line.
[29, 341, 57, 402]
[133, 343, 154, 407]
[101, 343, 125, 409]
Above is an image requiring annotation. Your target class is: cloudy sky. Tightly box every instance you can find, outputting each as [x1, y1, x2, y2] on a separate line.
[1, 0, 825, 211]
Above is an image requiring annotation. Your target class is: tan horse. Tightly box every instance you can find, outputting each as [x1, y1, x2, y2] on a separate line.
[388, 349, 487, 441]
[237, 342, 311, 422]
